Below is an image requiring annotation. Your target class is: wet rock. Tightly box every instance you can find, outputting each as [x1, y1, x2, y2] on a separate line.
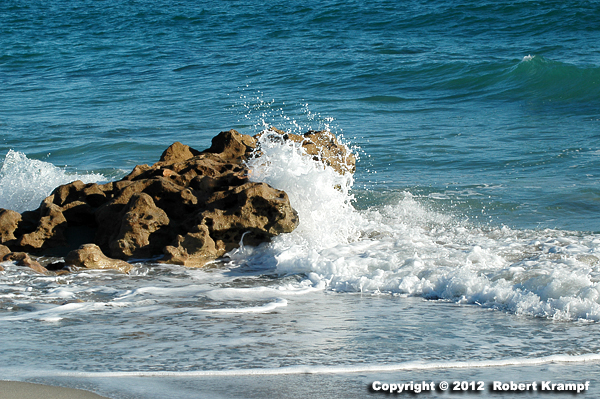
[0, 209, 22, 244]
[2, 252, 48, 274]
[65, 244, 133, 273]
[17, 198, 68, 250]
[0, 128, 351, 267]
[0, 244, 10, 258]
[108, 193, 170, 259]
[163, 225, 218, 267]
[0, 244, 9, 271]
[259, 127, 355, 174]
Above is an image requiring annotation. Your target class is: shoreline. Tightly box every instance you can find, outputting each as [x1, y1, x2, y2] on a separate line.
[0, 381, 109, 399]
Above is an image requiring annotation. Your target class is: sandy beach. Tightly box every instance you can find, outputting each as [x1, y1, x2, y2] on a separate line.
[0, 381, 109, 399]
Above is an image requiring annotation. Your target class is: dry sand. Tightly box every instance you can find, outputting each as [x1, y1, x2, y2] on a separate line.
[0, 381, 109, 399]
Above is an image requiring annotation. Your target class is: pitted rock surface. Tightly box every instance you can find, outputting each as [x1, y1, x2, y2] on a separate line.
[0, 129, 353, 269]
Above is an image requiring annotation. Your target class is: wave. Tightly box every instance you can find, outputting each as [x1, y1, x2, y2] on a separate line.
[241, 130, 600, 322]
[0, 150, 105, 212]
[2, 131, 600, 322]
[392, 54, 600, 107]
[23, 353, 600, 377]
[506, 55, 600, 103]
[199, 298, 287, 314]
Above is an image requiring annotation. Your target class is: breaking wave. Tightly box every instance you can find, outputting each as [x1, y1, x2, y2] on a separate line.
[0, 150, 105, 212]
[242, 130, 600, 322]
[2, 132, 600, 321]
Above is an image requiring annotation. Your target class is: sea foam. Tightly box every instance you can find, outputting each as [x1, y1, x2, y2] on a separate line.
[19, 353, 600, 378]
[2, 133, 600, 322]
[0, 150, 105, 212]
[244, 129, 600, 321]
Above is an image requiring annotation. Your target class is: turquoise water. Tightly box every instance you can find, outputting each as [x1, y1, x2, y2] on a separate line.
[2, 0, 599, 230]
[2, 1, 600, 398]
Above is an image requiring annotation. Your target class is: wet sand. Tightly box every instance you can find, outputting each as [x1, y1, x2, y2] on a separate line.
[0, 381, 109, 399]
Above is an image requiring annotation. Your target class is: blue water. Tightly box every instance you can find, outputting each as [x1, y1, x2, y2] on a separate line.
[2, 1, 600, 398]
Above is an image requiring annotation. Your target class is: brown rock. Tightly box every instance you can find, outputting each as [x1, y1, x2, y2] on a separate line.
[303, 130, 356, 174]
[204, 130, 257, 161]
[0, 209, 22, 244]
[65, 244, 133, 273]
[159, 141, 202, 163]
[163, 225, 218, 267]
[108, 193, 170, 259]
[123, 164, 152, 181]
[52, 180, 86, 207]
[0, 244, 10, 258]
[256, 128, 355, 174]
[0, 245, 10, 271]
[0, 128, 351, 267]
[2, 252, 48, 274]
[81, 183, 108, 207]
[198, 182, 298, 250]
[17, 199, 68, 250]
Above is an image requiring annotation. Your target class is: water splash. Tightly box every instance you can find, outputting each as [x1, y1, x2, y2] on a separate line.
[0, 150, 105, 212]
[241, 131, 600, 321]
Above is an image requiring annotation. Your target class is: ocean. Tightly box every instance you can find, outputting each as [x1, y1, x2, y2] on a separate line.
[1, 0, 600, 397]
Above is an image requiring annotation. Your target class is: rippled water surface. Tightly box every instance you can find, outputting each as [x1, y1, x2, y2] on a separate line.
[1, 0, 600, 397]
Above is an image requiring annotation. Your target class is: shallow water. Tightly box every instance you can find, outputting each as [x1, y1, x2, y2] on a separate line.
[2, 0, 600, 397]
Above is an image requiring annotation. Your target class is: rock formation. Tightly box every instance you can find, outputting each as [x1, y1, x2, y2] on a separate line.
[1, 250, 47, 274]
[0, 128, 354, 271]
[65, 244, 133, 273]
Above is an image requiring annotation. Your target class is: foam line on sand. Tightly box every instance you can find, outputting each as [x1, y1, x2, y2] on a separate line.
[0, 381, 109, 399]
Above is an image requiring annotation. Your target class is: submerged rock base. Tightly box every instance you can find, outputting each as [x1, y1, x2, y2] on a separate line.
[0, 129, 354, 272]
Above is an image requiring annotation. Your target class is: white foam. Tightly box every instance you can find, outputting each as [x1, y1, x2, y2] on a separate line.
[0, 301, 125, 321]
[24, 353, 600, 378]
[522, 54, 534, 62]
[246, 130, 360, 250]
[0, 150, 105, 212]
[199, 298, 287, 314]
[245, 131, 600, 321]
[205, 284, 321, 301]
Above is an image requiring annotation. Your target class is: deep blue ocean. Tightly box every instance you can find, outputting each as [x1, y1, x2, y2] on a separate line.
[1, 1, 600, 398]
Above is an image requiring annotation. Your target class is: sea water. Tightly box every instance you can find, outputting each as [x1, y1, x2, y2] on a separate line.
[1, 0, 600, 398]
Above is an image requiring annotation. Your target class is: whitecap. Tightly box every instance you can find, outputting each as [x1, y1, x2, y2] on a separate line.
[0, 150, 105, 212]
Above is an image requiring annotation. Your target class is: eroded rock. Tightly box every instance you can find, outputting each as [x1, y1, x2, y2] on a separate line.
[259, 127, 355, 174]
[109, 193, 170, 259]
[163, 225, 218, 267]
[65, 244, 133, 273]
[0, 244, 10, 272]
[0, 128, 352, 267]
[0, 209, 22, 244]
[2, 251, 48, 274]
[0, 244, 10, 258]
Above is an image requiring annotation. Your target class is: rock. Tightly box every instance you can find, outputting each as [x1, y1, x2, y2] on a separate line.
[203, 129, 257, 161]
[65, 244, 133, 273]
[0, 128, 352, 267]
[17, 197, 68, 250]
[159, 141, 202, 163]
[0, 209, 22, 244]
[163, 225, 218, 267]
[196, 182, 299, 251]
[0, 244, 10, 258]
[0, 244, 9, 272]
[258, 127, 355, 174]
[108, 193, 170, 259]
[2, 252, 48, 274]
